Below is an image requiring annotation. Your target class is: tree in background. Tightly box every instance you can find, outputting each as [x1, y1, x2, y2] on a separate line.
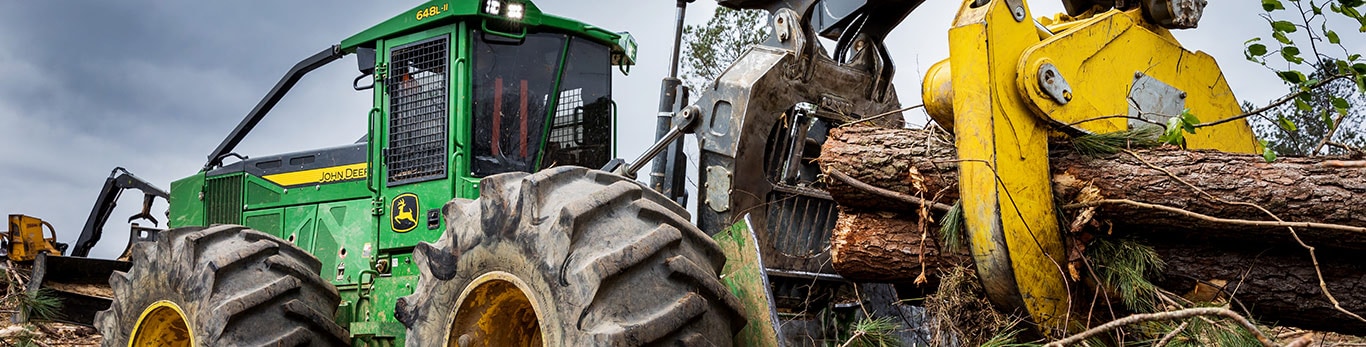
[679, 7, 769, 92]
[1243, 0, 1366, 157]
[1251, 59, 1366, 156]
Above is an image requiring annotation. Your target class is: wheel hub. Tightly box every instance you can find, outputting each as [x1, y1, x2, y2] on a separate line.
[449, 272, 543, 346]
[129, 300, 193, 347]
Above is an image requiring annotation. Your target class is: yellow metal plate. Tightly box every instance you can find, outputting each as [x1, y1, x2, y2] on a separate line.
[949, 0, 1072, 335]
[1017, 9, 1259, 153]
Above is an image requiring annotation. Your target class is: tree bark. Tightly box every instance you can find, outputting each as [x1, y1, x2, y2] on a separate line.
[818, 126, 960, 211]
[820, 126, 1366, 249]
[821, 125, 1366, 334]
[1146, 235, 1366, 335]
[829, 208, 969, 284]
[830, 205, 1366, 334]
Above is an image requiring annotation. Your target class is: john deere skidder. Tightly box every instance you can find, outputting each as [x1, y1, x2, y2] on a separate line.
[93, 1, 744, 345]
[95, 0, 1243, 344]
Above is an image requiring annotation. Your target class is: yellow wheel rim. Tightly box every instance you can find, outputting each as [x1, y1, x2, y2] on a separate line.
[129, 300, 193, 347]
[448, 271, 544, 346]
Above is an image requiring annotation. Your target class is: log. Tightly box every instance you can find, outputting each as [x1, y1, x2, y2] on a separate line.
[820, 125, 1366, 334]
[830, 205, 1366, 334]
[1146, 235, 1366, 336]
[820, 126, 1366, 249]
[818, 126, 961, 211]
[829, 208, 969, 284]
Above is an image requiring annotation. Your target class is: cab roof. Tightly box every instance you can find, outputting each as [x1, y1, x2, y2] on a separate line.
[340, 0, 636, 65]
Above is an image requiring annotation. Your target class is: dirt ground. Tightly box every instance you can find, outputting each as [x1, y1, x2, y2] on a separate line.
[0, 261, 101, 346]
[0, 318, 100, 347]
[0, 262, 1362, 346]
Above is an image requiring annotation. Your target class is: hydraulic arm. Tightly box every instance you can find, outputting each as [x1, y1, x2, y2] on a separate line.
[71, 167, 168, 257]
[203, 45, 344, 170]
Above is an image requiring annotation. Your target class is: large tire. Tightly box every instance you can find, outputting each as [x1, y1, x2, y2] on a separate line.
[396, 167, 746, 346]
[94, 225, 349, 346]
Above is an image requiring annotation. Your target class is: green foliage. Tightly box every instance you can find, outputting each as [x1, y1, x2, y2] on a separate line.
[1246, 0, 1366, 155]
[1262, 140, 1280, 162]
[1086, 237, 1165, 312]
[1159, 109, 1200, 147]
[980, 329, 1039, 347]
[1250, 60, 1366, 155]
[1070, 127, 1161, 157]
[2, 328, 40, 347]
[1159, 314, 1263, 347]
[680, 7, 769, 91]
[842, 316, 905, 347]
[939, 200, 965, 253]
[18, 288, 63, 321]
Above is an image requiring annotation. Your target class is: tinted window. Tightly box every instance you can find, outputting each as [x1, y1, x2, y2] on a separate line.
[470, 33, 566, 176]
[541, 38, 613, 170]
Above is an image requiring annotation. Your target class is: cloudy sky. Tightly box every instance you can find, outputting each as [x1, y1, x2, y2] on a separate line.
[0, 1, 1358, 258]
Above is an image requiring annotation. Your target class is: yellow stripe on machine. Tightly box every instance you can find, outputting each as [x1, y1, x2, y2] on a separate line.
[262, 163, 368, 187]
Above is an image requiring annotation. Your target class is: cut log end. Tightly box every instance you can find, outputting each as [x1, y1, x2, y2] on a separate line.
[830, 208, 969, 285]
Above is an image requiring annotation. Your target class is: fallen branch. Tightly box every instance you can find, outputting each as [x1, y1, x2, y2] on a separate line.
[1323, 160, 1366, 168]
[1314, 108, 1355, 156]
[827, 169, 952, 213]
[1060, 199, 1366, 234]
[1153, 321, 1190, 347]
[1195, 74, 1349, 129]
[1045, 308, 1275, 347]
[840, 104, 924, 127]
[1325, 142, 1366, 157]
[821, 126, 1366, 248]
[821, 126, 1366, 334]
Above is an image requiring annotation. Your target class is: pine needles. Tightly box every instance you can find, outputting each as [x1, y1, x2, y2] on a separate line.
[840, 316, 905, 347]
[17, 288, 62, 321]
[981, 329, 1037, 347]
[1161, 314, 1263, 347]
[1070, 128, 1162, 157]
[939, 201, 965, 253]
[926, 266, 1021, 346]
[1086, 237, 1166, 312]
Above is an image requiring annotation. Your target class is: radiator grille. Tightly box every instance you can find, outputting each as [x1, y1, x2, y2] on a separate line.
[385, 36, 449, 186]
[765, 191, 838, 257]
[205, 175, 243, 225]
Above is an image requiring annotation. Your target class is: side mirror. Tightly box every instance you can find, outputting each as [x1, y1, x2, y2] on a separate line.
[357, 47, 376, 74]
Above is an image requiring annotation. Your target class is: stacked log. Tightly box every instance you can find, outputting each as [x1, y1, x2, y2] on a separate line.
[819, 125, 1366, 334]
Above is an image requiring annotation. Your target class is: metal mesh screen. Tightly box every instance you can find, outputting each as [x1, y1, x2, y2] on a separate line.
[205, 175, 243, 225]
[549, 88, 584, 145]
[540, 88, 611, 169]
[385, 36, 449, 186]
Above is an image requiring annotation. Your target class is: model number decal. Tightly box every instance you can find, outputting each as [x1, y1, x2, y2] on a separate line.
[415, 4, 449, 21]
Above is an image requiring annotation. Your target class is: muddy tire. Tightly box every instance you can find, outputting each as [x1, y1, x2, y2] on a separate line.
[396, 167, 745, 346]
[94, 225, 348, 346]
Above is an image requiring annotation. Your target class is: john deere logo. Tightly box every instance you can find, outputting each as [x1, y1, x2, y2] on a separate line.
[391, 193, 419, 233]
